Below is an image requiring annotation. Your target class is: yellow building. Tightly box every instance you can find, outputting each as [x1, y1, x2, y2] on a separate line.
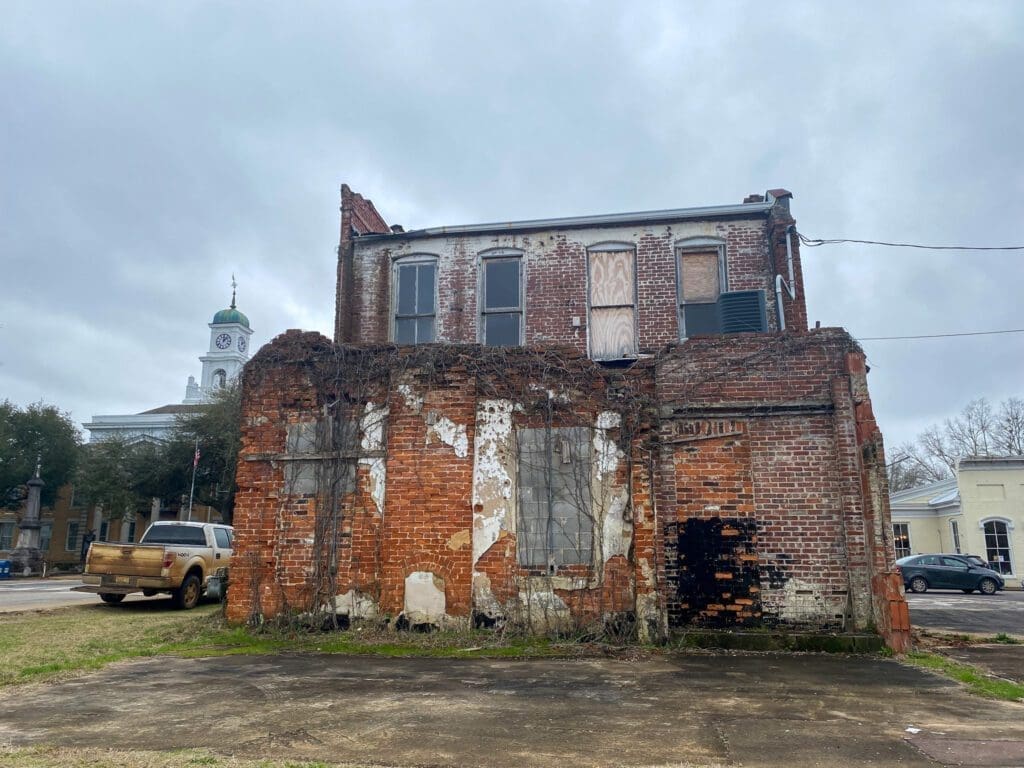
[890, 457, 1024, 589]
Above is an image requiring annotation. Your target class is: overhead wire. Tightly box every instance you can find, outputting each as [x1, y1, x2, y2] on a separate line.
[797, 232, 1024, 251]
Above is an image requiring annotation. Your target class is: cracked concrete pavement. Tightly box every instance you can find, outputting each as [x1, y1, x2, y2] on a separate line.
[1, 653, 1023, 767]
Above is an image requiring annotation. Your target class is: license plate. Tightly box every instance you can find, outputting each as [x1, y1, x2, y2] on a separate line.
[115, 576, 130, 585]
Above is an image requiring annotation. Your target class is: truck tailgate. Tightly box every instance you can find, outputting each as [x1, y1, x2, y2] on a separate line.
[86, 542, 166, 578]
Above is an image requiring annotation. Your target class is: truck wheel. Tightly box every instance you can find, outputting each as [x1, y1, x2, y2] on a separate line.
[173, 573, 202, 610]
[100, 593, 126, 605]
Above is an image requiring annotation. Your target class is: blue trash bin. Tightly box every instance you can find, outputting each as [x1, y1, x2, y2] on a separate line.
[0, 560, 11, 579]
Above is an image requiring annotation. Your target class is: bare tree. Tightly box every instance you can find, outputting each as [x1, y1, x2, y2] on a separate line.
[888, 396, 1024, 492]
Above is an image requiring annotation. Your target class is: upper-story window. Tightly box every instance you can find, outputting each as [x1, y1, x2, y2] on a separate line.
[480, 249, 523, 347]
[588, 243, 636, 360]
[677, 237, 726, 338]
[393, 256, 437, 344]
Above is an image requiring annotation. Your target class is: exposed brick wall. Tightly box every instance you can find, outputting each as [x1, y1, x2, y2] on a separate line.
[340, 213, 788, 353]
[229, 328, 909, 649]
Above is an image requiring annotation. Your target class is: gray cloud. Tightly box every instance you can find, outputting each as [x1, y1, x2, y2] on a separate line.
[1, 1, 1021, 451]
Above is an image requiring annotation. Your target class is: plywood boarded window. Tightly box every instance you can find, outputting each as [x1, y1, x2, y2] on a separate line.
[588, 246, 636, 360]
[678, 244, 725, 337]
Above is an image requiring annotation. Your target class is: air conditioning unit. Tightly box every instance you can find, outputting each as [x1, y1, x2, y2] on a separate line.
[718, 290, 767, 334]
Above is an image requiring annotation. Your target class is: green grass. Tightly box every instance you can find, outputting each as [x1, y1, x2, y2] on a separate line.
[905, 651, 1024, 702]
[989, 633, 1022, 645]
[0, 604, 574, 688]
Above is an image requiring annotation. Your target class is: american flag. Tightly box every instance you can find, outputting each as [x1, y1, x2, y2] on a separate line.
[193, 446, 201, 469]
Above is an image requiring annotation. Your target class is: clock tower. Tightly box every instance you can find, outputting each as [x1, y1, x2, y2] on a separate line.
[186, 278, 253, 403]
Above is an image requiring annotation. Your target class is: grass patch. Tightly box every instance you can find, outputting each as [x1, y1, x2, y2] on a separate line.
[0, 745, 379, 768]
[905, 651, 1024, 702]
[0, 604, 580, 687]
[989, 633, 1022, 645]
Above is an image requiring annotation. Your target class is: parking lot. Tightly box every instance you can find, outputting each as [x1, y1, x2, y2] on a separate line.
[906, 589, 1024, 636]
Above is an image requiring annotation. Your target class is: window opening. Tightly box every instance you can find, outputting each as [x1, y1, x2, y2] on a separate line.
[39, 522, 52, 552]
[481, 255, 522, 347]
[588, 247, 636, 360]
[0, 522, 14, 550]
[892, 522, 911, 559]
[950, 519, 962, 554]
[517, 426, 594, 570]
[678, 247, 725, 337]
[394, 259, 437, 344]
[66, 520, 80, 552]
[983, 520, 1013, 575]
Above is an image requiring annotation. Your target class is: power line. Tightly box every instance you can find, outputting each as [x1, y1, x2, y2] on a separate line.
[798, 232, 1024, 251]
[858, 328, 1024, 341]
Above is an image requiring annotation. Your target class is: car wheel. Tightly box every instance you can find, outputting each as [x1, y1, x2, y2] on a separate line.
[979, 578, 998, 596]
[172, 573, 202, 610]
[100, 593, 126, 605]
[909, 576, 928, 593]
[961, 589, 974, 594]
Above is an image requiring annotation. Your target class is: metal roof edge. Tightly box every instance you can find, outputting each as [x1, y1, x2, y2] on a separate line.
[355, 200, 776, 242]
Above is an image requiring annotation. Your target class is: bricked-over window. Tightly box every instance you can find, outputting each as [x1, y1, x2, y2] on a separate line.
[677, 237, 726, 338]
[517, 426, 593, 570]
[480, 249, 523, 347]
[393, 257, 437, 344]
[892, 522, 911, 559]
[982, 519, 1014, 575]
[588, 244, 636, 360]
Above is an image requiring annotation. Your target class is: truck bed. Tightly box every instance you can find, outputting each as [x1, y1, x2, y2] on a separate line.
[84, 542, 166, 579]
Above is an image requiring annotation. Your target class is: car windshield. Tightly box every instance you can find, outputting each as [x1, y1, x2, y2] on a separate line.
[965, 556, 987, 567]
[141, 525, 207, 546]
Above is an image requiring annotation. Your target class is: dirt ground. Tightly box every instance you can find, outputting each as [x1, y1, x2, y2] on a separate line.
[2, 652, 1024, 767]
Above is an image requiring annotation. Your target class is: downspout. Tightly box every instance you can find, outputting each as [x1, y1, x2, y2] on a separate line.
[774, 224, 797, 331]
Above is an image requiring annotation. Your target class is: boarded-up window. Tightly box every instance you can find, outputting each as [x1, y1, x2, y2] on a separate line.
[517, 426, 593, 569]
[481, 254, 522, 346]
[588, 248, 636, 360]
[394, 259, 437, 344]
[678, 248, 724, 337]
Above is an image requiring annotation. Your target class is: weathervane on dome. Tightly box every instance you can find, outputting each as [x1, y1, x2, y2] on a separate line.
[230, 273, 237, 309]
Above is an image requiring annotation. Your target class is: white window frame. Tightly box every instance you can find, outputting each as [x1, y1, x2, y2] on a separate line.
[675, 236, 727, 339]
[391, 254, 439, 345]
[0, 521, 15, 550]
[979, 517, 1015, 576]
[479, 248, 524, 346]
[586, 242, 638, 360]
[892, 522, 912, 559]
[66, 520, 80, 552]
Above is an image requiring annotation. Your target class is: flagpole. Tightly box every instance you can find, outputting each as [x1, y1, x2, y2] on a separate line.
[188, 438, 198, 521]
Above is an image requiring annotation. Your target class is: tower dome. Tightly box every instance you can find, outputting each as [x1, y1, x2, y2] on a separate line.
[212, 278, 250, 328]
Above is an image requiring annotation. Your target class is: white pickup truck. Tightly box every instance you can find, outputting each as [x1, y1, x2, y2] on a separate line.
[74, 521, 233, 609]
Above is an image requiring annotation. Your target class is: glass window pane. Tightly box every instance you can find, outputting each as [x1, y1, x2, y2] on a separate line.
[397, 265, 418, 315]
[485, 313, 520, 347]
[485, 260, 520, 310]
[416, 317, 435, 343]
[682, 303, 720, 336]
[416, 264, 436, 314]
[681, 252, 720, 302]
[395, 318, 416, 344]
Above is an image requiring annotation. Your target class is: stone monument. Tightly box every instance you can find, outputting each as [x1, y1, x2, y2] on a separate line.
[10, 460, 44, 575]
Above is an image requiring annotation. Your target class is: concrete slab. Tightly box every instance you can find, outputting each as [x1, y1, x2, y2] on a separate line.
[0, 653, 1022, 767]
[941, 644, 1024, 684]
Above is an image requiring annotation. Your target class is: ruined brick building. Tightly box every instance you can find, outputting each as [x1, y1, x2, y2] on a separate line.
[226, 186, 911, 651]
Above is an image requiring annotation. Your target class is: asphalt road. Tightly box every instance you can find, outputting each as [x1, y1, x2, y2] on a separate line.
[0, 577, 151, 612]
[2, 653, 1024, 767]
[906, 589, 1024, 636]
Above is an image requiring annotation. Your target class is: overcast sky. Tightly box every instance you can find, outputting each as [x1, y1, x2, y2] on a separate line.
[2, 1, 1022, 452]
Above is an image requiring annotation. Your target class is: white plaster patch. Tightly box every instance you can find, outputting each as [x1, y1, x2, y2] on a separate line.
[429, 416, 469, 458]
[397, 383, 423, 413]
[404, 571, 446, 624]
[593, 410, 624, 476]
[329, 590, 379, 619]
[359, 403, 388, 514]
[779, 578, 829, 623]
[473, 507, 506, 565]
[601, 489, 631, 559]
[472, 400, 515, 501]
